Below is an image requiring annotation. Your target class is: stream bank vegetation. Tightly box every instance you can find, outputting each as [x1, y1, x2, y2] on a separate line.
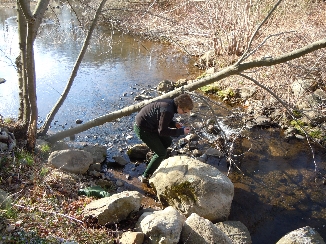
[1, 0, 326, 243]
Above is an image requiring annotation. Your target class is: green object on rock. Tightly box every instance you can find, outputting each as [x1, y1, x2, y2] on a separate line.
[78, 186, 110, 198]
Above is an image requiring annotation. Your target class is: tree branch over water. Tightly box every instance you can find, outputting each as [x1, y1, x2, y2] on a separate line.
[46, 38, 326, 143]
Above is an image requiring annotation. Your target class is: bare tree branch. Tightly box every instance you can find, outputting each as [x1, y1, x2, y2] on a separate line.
[237, 0, 283, 64]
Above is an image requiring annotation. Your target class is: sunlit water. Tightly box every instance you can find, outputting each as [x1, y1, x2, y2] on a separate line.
[0, 4, 325, 244]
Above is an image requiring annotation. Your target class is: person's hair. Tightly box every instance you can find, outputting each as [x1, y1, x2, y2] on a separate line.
[174, 94, 194, 110]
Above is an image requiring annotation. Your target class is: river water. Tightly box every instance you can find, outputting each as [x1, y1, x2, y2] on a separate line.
[0, 4, 325, 244]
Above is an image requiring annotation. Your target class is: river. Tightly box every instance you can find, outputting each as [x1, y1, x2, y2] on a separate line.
[0, 3, 325, 244]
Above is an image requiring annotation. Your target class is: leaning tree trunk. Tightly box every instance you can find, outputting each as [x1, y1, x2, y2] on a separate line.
[46, 38, 326, 144]
[38, 0, 109, 136]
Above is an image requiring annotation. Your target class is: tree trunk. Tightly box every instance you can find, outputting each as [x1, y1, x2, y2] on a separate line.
[16, 2, 29, 122]
[17, 0, 50, 150]
[46, 38, 326, 144]
[38, 0, 109, 136]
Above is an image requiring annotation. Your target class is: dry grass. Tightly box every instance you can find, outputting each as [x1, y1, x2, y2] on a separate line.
[0, 148, 115, 243]
[110, 0, 326, 110]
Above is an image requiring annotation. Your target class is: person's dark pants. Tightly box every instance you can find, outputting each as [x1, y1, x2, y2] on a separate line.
[134, 124, 172, 178]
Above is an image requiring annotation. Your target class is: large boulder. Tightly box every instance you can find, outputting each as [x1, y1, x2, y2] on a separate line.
[136, 206, 186, 244]
[48, 149, 93, 174]
[150, 155, 234, 222]
[276, 226, 325, 244]
[180, 213, 233, 244]
[83, 191, 142, 225]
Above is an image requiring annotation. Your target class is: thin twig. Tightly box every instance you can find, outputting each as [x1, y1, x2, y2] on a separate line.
[236, 0, 283, 65]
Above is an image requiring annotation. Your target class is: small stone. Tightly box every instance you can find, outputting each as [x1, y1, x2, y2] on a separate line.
[76, 119, 83, 124]
[116, 180, 124, 187]
[6, 224, 15, 232]
[0, 78, 6, 84]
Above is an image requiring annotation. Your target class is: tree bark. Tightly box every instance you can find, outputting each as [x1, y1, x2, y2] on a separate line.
[38, 0, 109, 136]
[46, 38, 326, 144]
[17, 2, 30, 123]
[17, 0, 50, 150]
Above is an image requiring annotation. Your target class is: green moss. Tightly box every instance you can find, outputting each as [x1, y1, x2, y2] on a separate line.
[165, 181, 197, 204]
[290, 120, 306, 133]
[308, 129, 323, 139]
[199, 84, 220, 94]
[217, 88, 235, 99]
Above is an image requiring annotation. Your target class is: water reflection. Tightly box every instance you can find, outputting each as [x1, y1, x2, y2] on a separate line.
[0, 5, 200, 129]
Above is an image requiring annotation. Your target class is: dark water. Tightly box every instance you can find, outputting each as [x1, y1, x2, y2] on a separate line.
[227, 128, 326, 243]
[0, 4, 325, 244]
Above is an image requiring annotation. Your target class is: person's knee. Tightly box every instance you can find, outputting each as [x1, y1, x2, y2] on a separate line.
[156, 149, 167, 158]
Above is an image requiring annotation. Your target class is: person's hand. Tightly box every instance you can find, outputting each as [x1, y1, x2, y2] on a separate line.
[184, 127, 191, 134]
[176, 122, 183, 129]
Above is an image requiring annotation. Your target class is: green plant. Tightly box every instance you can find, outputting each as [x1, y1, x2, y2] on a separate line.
[4, 117, 13, 124]
[217, 88, 235, 99]
[2, 206, 18, 219]
[40, 144, 51, 153]
[16, 150, 34, 167]
[199, 84, 220, 94]
[308, 129, 323, 139]
[40, 167, 49, 177]
[290, 120, 306, 128]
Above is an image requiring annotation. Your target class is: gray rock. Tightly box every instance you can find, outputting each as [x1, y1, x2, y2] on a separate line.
[215, 221, 252, 244]
[83, 191, 142, 225]
[82, 144, 107, 164]
[128, 143, 150, 160]
[276, 226, 325, 244]
[157, 80, 175, 94]
[113, 155, 129, 166]
[150, 156, 234, 222]
[119, 231, 144, 244]
[255, 115, 272, 126]
[48, 149, 93, 174]
[180, 213, 233, 244]
[136, 206, 186, 244]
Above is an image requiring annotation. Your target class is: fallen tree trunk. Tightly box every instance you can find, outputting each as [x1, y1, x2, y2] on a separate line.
[46, 38, 326, 144]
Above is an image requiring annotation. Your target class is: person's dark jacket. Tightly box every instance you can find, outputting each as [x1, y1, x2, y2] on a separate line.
[135, 99, 184, 137]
